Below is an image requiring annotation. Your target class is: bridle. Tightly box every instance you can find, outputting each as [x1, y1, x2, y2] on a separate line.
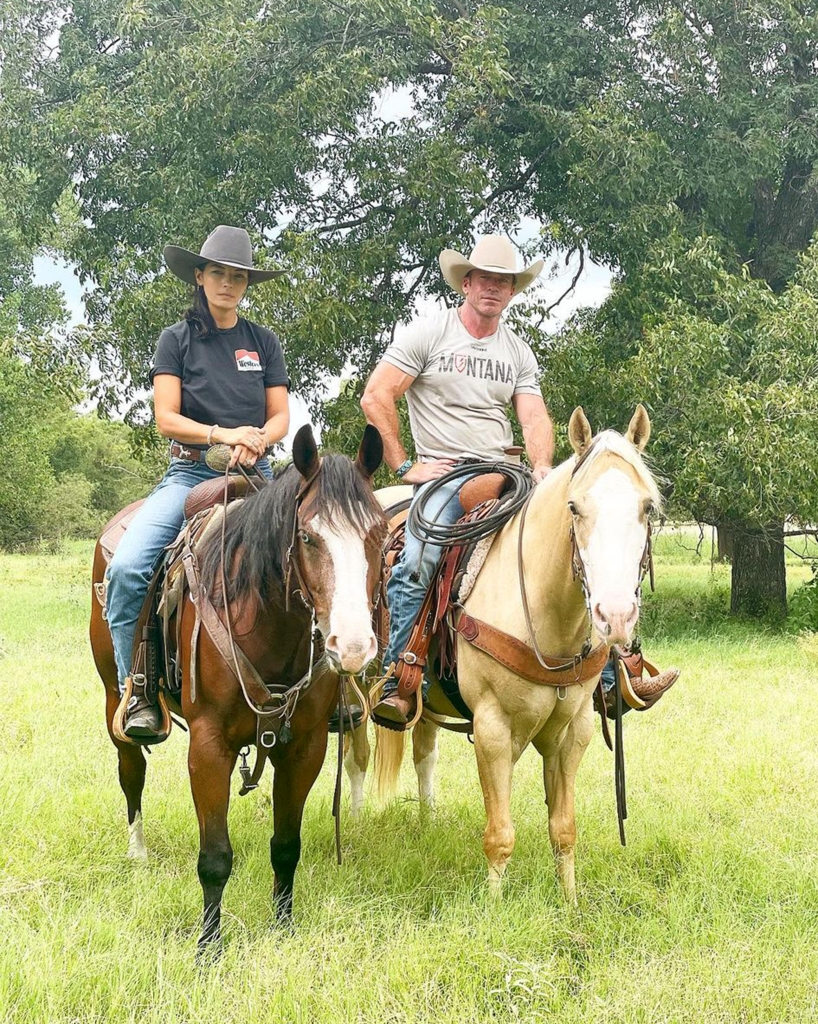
[568, 515, 655, 629]
[517, 477, 655, 684]
[284, 460, 323, 614]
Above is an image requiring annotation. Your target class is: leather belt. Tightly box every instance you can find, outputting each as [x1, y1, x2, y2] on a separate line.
[170, 442, 208, 462]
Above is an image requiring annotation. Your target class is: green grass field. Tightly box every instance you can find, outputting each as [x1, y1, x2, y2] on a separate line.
[2, 535, 818, 1023]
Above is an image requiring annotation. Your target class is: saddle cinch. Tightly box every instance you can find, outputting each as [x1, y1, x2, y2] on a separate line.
[95, 473, 258, 742]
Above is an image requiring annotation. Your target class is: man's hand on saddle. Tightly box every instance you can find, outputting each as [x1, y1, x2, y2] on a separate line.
[532, 465, 553, 485]
[401, 459, 456, 484]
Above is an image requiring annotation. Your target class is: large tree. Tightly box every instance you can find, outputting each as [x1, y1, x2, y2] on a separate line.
[8, 0, 818, 612]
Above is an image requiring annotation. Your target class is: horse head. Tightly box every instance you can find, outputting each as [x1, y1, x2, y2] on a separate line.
[566, 405, 661, 646]
[291, 424, 387, 674]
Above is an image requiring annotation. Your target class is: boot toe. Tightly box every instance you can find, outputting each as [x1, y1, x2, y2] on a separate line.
[124, 707, 163, 737]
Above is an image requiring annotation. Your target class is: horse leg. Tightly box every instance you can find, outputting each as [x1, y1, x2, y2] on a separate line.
[344, 723, 370, 816]
[472, 707, 516, 896]
[188, 729, 237, 951]
[412, 717, 439, 808]
[533, 702, 594, 903]
[270, 730, 328, 924]
[104, 686, 148, 862]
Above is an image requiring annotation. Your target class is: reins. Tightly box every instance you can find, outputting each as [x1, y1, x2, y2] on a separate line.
[200, 455, 375, 863]
[514, 462, 656, 847]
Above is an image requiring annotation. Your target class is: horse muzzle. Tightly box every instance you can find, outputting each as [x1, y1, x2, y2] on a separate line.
[591, 598, 639, 646]
[325, 633, 378, 675]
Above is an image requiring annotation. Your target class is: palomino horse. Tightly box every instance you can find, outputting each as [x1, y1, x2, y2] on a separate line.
[90, 426, 386, 949]
[374, 407, 661, 899]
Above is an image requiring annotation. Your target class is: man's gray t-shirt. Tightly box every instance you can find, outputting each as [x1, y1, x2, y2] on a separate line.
[382, 308, 541, 461]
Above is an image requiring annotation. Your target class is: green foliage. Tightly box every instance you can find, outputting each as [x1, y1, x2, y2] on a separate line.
[545, 239, 818, 530]
[4, 0, 818, 613]
[0, 352, 158, 549]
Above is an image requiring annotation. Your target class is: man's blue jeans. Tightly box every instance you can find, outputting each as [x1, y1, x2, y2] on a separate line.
[106, 456, 271, 690]
[383, 472, 476, 698]
[601, 656, 616, 692]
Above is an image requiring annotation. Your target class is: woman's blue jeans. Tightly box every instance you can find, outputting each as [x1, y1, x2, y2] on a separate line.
[382, 473, 475, 698]
[105, 456, 271, 690]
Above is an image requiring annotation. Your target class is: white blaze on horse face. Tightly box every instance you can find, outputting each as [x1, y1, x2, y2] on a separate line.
[311, 513, 378, 674]
[577, 467, 646, 645]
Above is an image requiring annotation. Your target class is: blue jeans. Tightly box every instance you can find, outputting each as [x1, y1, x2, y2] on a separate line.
[106, 456, 271, 689]
[383, 472, 477, 698]
[601, 656, 616, 693]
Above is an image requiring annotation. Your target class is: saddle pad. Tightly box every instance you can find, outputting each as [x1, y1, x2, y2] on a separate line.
[454, 534, 495, 603]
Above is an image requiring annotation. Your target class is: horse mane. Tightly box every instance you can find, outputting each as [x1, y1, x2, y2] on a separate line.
[571, 430, 663, 507]
[197, 454, 385, 612]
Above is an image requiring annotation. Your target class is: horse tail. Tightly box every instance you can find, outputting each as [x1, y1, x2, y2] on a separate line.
[373, 726, 406, 803]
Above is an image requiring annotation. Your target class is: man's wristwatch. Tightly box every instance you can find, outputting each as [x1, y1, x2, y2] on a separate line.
[395, 459, 413, 478]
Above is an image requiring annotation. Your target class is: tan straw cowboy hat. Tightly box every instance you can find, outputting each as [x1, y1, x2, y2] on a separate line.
[163, 225, 284, 286]
[439, 235, 544, 296]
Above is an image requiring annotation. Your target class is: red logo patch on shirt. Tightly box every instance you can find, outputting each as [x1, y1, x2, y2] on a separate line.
[235, 349, 262, 372]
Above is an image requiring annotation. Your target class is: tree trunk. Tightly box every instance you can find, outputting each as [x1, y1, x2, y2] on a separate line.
[716, 523, 734, 563]
[730, 523, 786, 617]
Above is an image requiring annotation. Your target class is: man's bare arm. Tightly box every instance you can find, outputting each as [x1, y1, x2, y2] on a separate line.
[361, 361, 453, 483]
[513, 393, 555, 483]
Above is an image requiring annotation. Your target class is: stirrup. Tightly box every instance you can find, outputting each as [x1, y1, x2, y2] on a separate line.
[112, 675, 172, 747]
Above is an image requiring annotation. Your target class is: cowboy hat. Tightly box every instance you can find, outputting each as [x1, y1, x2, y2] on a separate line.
[439, 235, 544, 296]
[163, 225, 284, 286]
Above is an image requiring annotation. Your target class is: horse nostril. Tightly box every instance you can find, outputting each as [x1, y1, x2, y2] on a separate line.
[592, 603, 610, 634]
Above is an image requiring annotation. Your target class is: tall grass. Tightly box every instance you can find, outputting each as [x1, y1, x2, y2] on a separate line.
[1, 538, 818, 1023]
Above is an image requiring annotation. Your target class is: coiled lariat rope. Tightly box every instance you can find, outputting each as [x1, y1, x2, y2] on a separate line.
[407, 462, 534, 552]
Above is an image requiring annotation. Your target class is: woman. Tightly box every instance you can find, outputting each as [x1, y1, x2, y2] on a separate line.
[106, 225, 290, 740]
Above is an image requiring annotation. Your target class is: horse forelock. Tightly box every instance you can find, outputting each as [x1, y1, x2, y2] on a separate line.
[197, 453, 385, 613]
[570, 430, 662, 507]
[310, 454, 386, 535]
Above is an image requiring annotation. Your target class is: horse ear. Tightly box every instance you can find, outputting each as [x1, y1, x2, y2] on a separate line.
[625, 404, 651, 451]
[568, 407, 592, 456]
[292, 424, 320, 479]
[356, 424, 383, 480]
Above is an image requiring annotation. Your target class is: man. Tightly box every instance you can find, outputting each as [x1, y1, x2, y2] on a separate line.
[361, 235, 678, 728]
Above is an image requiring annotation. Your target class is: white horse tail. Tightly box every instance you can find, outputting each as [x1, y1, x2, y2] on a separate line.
[373, 726, 407, 803]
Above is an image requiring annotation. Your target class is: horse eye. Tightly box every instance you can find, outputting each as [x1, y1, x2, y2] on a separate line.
[299, 530, 312, 545]
[568, 501, 579, 516]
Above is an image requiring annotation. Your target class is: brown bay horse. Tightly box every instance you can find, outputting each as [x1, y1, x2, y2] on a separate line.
[90, 425, 386, 950]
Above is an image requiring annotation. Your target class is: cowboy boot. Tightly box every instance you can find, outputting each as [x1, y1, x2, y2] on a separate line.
[327, 702, 364, 734]
[123, 674, 163, 739]
[372, 691, 417, 728]
[603, 661, 680, 718]
[628, 666, 681, 710]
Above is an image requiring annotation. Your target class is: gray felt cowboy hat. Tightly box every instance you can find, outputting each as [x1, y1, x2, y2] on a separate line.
[439, 235, 544, 296]
[163, 225, 284, 286]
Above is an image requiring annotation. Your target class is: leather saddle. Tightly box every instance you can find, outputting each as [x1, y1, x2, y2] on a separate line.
[95, 473, 257, 695]
[375, 475, 511, 721]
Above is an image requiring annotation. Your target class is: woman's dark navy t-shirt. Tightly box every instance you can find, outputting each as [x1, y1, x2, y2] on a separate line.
[149, 318, 289, 439]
